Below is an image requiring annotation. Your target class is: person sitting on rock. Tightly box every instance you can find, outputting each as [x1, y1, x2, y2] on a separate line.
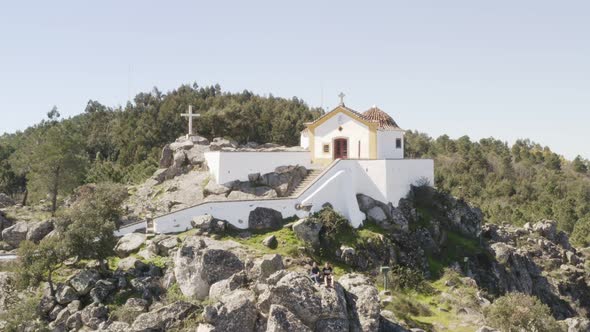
[310, 262, 321, 284]
[323, 262, 334, 288]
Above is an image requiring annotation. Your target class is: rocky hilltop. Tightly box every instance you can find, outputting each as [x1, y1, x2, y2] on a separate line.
[1, 182, 590, 331]
[1, 136, 590, 332]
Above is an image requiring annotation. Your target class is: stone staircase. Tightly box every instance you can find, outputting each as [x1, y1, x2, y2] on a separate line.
[288, 169, 323, 197]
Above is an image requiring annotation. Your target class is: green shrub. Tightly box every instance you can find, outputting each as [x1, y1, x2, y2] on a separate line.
[0, 292, 48, 332]
[571, 217, 590, 248]
[484, 293, 563, 332]
[378, 265, 434, 294]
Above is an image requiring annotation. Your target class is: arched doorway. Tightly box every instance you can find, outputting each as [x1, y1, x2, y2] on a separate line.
[333, 138, 348, 159]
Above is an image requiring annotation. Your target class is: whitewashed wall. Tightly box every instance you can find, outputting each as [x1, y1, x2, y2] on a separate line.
[115, 221, 147, 237]
[204, 151, 311, 184]
[313, 113, 370, 160]
[385, 159, 435, 205]
[154, 159, 434, 233]
[300, 131, 309, 149]
[377, 130, 404, 159]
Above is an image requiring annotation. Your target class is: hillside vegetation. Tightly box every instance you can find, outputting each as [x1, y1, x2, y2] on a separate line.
[1, 83, 589, 245]
[0, 84, 322, 209]
[405, 131, 590, 246]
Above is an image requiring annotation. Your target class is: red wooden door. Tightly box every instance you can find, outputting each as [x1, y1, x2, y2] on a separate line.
[333, 138, 348, 159]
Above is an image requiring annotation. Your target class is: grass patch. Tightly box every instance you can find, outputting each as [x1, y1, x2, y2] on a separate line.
[427, 231, 483, 278]
[382, 281, 478, 332]
[221, 226, 305, 259]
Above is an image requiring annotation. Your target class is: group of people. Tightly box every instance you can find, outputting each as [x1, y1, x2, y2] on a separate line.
[310, 262, 334, 288]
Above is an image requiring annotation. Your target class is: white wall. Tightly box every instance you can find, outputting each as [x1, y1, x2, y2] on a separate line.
[154, 158, 434, 233]
[313, 113, 370, 160]
[115, 221, 147, 237]
[300, 131, 309, 149]
[385, 159, 434, 205]
[377, 130, 404, 159]
[204, 151, 311, 185]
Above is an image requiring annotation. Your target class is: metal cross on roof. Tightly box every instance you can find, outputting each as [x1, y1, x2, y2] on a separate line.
[338, 92, 345, 106]
[181, 105, 200, 136]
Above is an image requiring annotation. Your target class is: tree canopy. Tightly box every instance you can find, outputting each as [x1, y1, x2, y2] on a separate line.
[0, 83, 323, 206]
[406, 131, 590, 239]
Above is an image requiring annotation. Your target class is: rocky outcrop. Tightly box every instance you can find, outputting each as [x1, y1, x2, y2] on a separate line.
[357, 194, 408, 231]
[292, 218, 322, 249]
[68, 269, 101, 295]
[474, 220, 590, 320]
[249, 254, 284, 281]
[1, 221, 28, 248]
[26, 220, 54, 243]
[0, 194, 15, 208]
[156, 135, 210, 183]
[266, 304, 312, 332]
[173, 236, 244, 299]
[202, 289, 258, 331]
[339, 273, 381, 332]
[131, 301, 197, 331]
[115, 233, 146, 257]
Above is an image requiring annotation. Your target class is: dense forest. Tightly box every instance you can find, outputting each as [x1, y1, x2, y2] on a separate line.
[0, 83, 589, 246]
[405, 131, 590, 246]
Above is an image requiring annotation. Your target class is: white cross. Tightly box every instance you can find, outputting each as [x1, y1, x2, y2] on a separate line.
[338, 92, 345, 106]
[181, 105, 200, 136]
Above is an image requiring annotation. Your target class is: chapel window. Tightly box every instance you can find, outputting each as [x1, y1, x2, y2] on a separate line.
[323, 144, 330, 153]
[396, 138, 402, 149]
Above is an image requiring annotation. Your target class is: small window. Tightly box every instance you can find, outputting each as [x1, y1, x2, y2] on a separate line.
[396, 138, 402, 149]
[323, 144, 330, 153]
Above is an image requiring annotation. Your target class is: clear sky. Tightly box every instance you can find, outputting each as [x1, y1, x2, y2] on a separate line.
[0, 1, 588, 158]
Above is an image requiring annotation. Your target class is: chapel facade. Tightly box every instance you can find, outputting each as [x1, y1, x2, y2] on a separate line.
[300, 103, 405, 165]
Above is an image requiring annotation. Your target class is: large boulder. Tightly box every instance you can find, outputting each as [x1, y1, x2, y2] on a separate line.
[208, 271, 248, 300]
[249, 254, 284, 281]
[26, 220, 54, 243]
[90, 280, 117, 303]
[248, 207, 283, 230]
[68, 269, 101, 295]
[0, 194, 15, 208]
[131, 301, 197, 332]
[445, 196, 483, 238]
[266, 304, 312, 332]
[292, 218, 322, 249]
[55, 284, 79, 305]
[170, 139, 194, 151]
[115, 233, 146, 257]
[1, 221, 28, 248]
[204, 181, 231, 196]
[258, 272, 349, 329]
[202, 290, 258, 332]
[80, 303, 108, 329]
[173, 236, 244, 299]
[338, 273, 381, 332]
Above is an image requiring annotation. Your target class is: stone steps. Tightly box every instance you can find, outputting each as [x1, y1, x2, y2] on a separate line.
[288, 169, 323, 197]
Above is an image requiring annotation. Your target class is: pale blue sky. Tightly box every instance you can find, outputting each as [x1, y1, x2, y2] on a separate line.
[0, 1, 588, 158]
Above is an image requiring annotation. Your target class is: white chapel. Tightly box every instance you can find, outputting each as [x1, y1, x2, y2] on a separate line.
[121, 98, 435, 235]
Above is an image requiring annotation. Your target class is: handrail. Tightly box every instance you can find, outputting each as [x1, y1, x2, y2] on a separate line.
[152, 159, 343, 220]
